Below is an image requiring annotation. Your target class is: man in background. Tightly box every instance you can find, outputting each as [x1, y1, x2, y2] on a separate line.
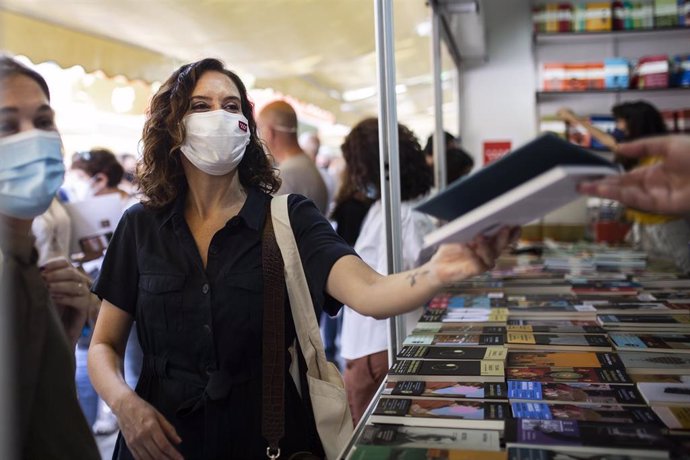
[299, 131, 336, 212]
[258, 101, 328, 214]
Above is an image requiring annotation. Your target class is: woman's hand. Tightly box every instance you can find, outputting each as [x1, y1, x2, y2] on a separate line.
[113, 392, 183, 460]
[428, 227, 520, 287]
[556, 107, 578, 124]
[41, 258, 96, 346]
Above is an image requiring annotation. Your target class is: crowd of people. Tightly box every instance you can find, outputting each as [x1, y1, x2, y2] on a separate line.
[1, 53, 690, 459]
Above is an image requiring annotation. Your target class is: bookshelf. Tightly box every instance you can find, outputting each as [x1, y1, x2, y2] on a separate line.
[536, 86, 690, 101]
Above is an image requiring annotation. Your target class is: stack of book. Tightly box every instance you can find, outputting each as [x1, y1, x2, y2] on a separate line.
[344, 244, 690, 459]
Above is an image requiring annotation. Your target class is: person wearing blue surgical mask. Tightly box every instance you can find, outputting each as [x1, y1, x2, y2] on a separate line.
[87, 58, 514, 460]
[0, 56, 100, 458]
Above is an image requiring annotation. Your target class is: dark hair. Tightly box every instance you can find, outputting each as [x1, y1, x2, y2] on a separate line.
[139, 58, 279, 208]
[612, 101, 667, 170]
[337, 118, 432, 204]
[71, 148, 124, 187]
[423, 131, 457, 156]
[0, 55, 50, 101]
[446, 148, 474, 184]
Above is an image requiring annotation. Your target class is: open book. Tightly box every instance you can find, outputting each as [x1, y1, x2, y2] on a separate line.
[416, 134, 619, 251]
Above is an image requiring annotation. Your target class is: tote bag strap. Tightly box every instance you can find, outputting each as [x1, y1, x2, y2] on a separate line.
[270, 195, 328, 377]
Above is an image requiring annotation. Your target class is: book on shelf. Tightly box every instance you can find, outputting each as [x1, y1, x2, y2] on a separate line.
[402, 334, 505, 347]
[581, 301, 689, 315]
[638, 383, 690, 407]
[504, 419, 673, 457]
[505, 367, 632, 384]
[507, 446, 668, 460]
[630, 374, 690, 384]
[598, 314, 690, 331]
[505, 332, 612, 352]
[428, 294, 507, 309]
[507, 324, 606, 334]
[411, 324, 507, 335]
[610, 333, 690, 354]
[506, 304, 598, 319]
[506, 351, 622, 368]
[641, 290, 690, 303]
[510, 402, 661, 425]
[353, 424, 502, 450]
[382, 381, 507, 400]
[508, 318, 603, 328]
[397, 345, 507, 361]
[388, 359, 505, 382]
[348, 446, 507, 460]
[570, 280, 642, 296]
[370, 397, 511, 430]
[618, 351, 690, 375]
[415, 133, 618, 251]
[507, 381, 645, 405]
[652, 406, 690, 431]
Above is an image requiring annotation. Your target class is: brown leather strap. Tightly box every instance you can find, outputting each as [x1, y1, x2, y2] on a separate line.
[262, 201, 286, 458]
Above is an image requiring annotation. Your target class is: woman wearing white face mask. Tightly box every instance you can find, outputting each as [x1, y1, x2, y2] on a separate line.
[88, 58, 515, 460]
[0, 55, 100, 459]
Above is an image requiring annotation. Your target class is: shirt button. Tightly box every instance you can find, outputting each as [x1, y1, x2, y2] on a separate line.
[202, 324, 212, 335]
[202, 283, 210, 295]
[209, 245, 218, 255]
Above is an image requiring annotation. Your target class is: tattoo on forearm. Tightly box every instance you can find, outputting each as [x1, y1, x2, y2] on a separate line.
[406, 270, 429, 287]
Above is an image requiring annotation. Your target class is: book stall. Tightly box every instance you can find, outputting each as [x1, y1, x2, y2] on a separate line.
[341, 243, 690, 459]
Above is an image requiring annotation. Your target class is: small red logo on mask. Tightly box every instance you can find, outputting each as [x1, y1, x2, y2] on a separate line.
[238, 121, 248, 132]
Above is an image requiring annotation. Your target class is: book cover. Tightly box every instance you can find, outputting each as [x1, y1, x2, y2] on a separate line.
[403, 334, 505, 347]
[416, 134, 617, 248]
[618, 351, 690, 374]
[505, 367, 632, 384]
[349, 446, 507, 460]
[355, 424, 502, 450]
[371, 397, 511, 430]
[598, 314, 690, 329]
[510, 402, 661, 424]
[638, 383, 690, 406]
[508, 319, 602, 328]
[652, 406, 690, 430]
[505, 419, 673, 451]
[611, 333, 690, 354]
[383, 381, 507, 400]
[507, 446, 668, 459]
[507, 324, 605, 334]
[411, 324, 507, 335]
[508, 381, 644, 405]
[398, 345, 507, 361]
[389, 359, 504, 382]
[506, 333, 611, 351]
[507, 351, 622, 368]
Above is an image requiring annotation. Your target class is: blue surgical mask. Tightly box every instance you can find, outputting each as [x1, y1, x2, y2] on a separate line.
[0, 130, 65, 219]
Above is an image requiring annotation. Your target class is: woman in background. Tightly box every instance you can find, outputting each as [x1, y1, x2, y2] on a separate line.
[558, 101, 690, 272]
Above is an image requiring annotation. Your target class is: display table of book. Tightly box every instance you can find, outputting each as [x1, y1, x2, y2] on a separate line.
[341, 243, 690, 459]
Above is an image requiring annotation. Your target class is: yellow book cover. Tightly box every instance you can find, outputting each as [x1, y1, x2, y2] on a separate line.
[585, 2, 612, 31]
[481, 360, 505, 376]
[507, 332, 537, 344]
[485, 346, 508, 361]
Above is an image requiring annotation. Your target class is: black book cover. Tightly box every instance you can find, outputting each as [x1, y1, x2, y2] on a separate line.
[415, 133, 616, 221]
[398, 345, 496, 360]
[389, 381, 507, 399]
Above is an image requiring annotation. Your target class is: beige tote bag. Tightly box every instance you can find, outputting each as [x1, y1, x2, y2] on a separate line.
[270, 195, 353, 460]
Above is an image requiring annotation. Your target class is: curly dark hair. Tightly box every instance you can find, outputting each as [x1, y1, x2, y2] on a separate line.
[139, 58, 279, 208]
[71, 148, 124, 187]
[336, 118, 432, 205]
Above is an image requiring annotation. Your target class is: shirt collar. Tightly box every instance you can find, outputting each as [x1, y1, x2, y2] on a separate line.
[158, 185, 267, 232]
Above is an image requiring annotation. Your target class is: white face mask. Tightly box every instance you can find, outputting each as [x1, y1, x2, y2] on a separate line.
[180, 110, 251, 176]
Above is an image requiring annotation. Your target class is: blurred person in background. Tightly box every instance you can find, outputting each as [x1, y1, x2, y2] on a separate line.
[118, 152, 139, 195]
[0, 54, 100, 459]
[258, 100, 328, 213]
[559, 101, 690, 272]
[423, 131, 474, 184]
[299, 131, 336, 211]
[88, 57, 514, 459]
[64, 147, 143, 435]
[339, 118, 436, 425]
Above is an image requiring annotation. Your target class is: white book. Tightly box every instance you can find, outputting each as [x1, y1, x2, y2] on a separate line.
[423, 165, 616, 248]
[638, 383, 690, 406]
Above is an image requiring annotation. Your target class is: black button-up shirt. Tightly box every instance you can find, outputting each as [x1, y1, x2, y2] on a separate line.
[93, 187, 356, 459]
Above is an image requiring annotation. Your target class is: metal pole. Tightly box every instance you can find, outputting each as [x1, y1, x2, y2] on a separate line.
[431, 6, 447, 191]
[374, 0, 404, 364]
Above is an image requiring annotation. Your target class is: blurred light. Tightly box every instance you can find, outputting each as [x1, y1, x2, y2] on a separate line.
[111, 86, 135, 113]
[416, 20, 431, 37]
[341, 86, 376, 102]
